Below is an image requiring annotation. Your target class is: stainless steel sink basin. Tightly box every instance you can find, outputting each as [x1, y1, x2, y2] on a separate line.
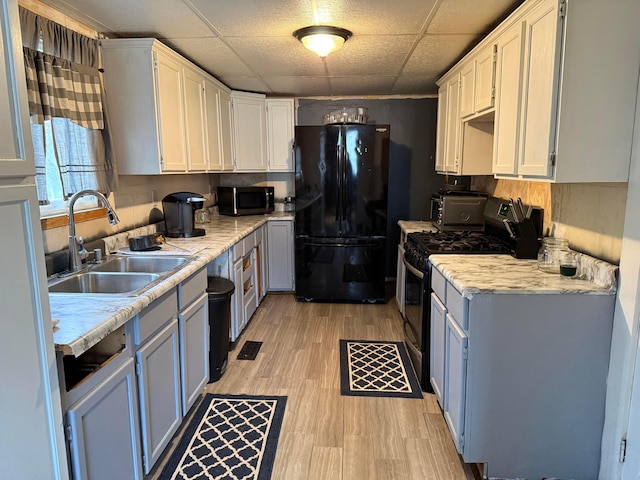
[49, 272, 160, 294]
[91, 255, 191, 274]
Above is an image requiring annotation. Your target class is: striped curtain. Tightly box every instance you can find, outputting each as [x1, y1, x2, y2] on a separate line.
[19, 7, 117, 204]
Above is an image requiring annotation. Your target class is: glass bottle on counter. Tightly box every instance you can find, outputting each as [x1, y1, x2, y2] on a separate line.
[537, 237, 571, 274]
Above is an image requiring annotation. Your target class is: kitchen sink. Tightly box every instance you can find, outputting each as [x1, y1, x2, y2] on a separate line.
[91, 255, 191, 274]
[49, 272, 161, 294]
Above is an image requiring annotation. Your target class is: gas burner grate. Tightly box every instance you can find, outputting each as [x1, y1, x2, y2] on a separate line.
[407, 231, 511, 255]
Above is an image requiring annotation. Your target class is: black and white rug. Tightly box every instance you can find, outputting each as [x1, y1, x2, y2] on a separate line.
[339, 340, 423, 399]
[159, 394, 287, 480]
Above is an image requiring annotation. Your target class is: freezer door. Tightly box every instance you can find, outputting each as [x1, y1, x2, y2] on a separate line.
[294, 235, 387, 303]
[342, 125, 389, 236]
[294, 125, 341, 237]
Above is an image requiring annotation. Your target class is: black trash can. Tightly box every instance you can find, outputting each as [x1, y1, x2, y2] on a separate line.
[206, 276, 235, 383]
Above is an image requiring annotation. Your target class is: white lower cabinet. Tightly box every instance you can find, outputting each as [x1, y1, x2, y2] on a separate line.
[267, 220, 294, 291]
[66, 358, 142, 480]
[429, 292, 446, 407]
[442, 312, 467, 453]
[135, 318, 182, 474]
[63, 269, 209, 478]
[430, 264, 615, 479]
[178, 292, 209, 416]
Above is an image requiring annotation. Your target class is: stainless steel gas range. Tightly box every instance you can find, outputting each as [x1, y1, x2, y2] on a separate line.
[402, 196, 543, 391]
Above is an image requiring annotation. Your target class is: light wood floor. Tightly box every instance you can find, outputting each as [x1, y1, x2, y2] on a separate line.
[151, 293, 475, 480]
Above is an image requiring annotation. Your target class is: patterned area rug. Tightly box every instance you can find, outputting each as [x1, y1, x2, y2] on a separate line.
[159, 394, 286, 480]
[339, 340, 423, 398]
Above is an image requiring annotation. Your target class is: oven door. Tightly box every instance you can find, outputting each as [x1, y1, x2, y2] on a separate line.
[403, 256, 427, 389]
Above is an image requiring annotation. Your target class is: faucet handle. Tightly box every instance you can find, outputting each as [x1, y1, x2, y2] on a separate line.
[77, 236, 88, 261]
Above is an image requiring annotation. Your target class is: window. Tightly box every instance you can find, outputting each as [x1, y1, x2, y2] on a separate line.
[19, 7, 117, 221]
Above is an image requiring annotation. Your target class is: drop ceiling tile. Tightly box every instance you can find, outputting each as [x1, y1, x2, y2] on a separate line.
[392, 75, 440, 95]
[427, 0, 524, 34]
[159, 37, 254, 78]
[325, 35, 417, 76]
[225, 37, 327, 76]
[327, 0, 438, 35]
[188, 0, 315, 36]
[260, 76, 333, 97]
[403, 34, 480, 76]
[41, 0, 213, 37]
[328, 76, 397, 96]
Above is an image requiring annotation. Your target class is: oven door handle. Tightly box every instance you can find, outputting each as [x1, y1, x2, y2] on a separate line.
[403, 256, 424, 280]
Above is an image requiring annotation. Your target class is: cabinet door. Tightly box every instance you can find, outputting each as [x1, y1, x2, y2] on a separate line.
[266, 99, 295, 172]
[443, 75, 461, 174]
[204, 79, 222, 171]
[474, 45, 496, 113]
[435, 86, 447, 172]
[154, 52, 187, 172]
[66, 358, 143, 480]
[0, 0, 33, 177]
[231, 92, 267, 171]
[493, 21, 524, 175]
[136, 319, 182, 474]
[518, 0, 561, 177]
[179, 293, 208, 416]
[267, 220, 294, 291]
[231, 258, 244, 341]
[444, 313, 468, 454]
[430, 293, 447, 408]
[218, 89, 234, 171]
[459, 62, 475, 119]
[183, 67, 207, 171]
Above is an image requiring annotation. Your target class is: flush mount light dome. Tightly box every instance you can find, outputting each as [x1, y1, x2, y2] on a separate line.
[293, 25, 352, 57]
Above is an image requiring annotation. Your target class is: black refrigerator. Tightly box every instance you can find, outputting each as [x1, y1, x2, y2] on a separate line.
[294, 124, 390, 303]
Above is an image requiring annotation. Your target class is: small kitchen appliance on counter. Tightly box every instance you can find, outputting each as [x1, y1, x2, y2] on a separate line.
[430, 190, 488, 231]
[404, 195, 543, 391]
[162, 192, 206, 238]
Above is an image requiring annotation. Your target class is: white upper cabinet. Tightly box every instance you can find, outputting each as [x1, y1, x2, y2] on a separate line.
[473, 45, 496, 115]
[231, 91, 267, 172]
[0, 0, 34, 176]
[492, 21, 524, 175]
[101, 38, 231, 175]
[204, 79, 234, 171]
[182, 66, 207, 172]
[496, 0, 640, 181]
[217, 88, 234, 171]
[438, 0, 640, 183]
[460, 45, 496, 120]
[441, 74, 461, 174]
[266, 98, 295, 172]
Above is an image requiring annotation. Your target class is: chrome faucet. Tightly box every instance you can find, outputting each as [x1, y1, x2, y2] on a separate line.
[68, 190, 120, 272]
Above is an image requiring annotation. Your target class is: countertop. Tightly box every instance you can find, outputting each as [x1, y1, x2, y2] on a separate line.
[429, 253, 618, 298]
[398, 220, 437, 235]
[50, 213, 293, 357]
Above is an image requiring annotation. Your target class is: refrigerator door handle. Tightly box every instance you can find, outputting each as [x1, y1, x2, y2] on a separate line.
[336, 142, 342, 225]
[341, 144, 348, 225]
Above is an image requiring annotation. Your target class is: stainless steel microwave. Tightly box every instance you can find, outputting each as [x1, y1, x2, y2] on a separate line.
[217, 186, 275, 216]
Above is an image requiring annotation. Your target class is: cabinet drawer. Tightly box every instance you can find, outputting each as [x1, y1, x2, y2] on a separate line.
[242, 232, 256, 255]
[446, 281, 467, 331]
[254, 226, 263, 244]
[178, 267, 207, 310]
[135, 289, 177, 346]
[431, 267, 447, 303]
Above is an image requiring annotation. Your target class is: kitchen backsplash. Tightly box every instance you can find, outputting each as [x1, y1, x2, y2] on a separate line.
[474, 177, 627, 264]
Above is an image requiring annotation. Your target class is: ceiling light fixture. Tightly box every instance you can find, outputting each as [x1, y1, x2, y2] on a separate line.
[293, 25, 352, 58]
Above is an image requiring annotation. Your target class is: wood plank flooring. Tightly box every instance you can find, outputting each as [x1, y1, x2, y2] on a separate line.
[149, 294, 475, 479]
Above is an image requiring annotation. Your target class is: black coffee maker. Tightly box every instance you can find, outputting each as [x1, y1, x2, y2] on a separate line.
[162, 192, 206, 238]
